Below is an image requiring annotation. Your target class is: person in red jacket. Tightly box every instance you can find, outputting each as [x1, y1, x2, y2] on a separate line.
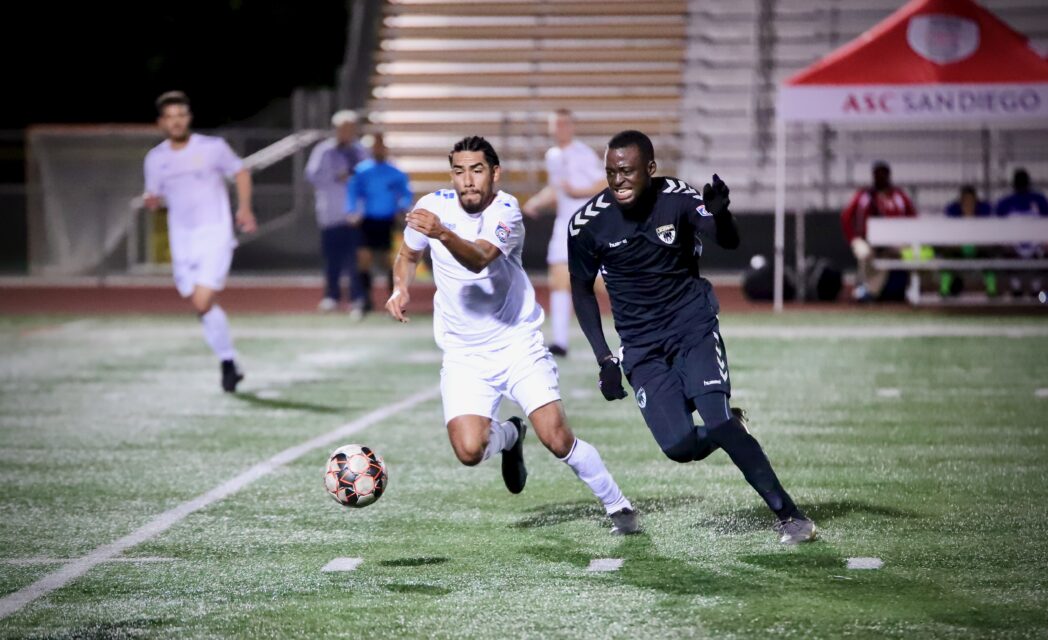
[840, 160, 917, 301]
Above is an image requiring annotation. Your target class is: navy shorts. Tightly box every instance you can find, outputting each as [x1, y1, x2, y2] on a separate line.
[360, 218, 394, 250]
[621, 318, 732, 454]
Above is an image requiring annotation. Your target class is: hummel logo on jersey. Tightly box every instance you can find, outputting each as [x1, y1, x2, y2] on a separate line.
[656, 224, 676, 244]
[569, 194, 610, 236]
[495, 221, 511, 243]
[609, 238, 628, 248]
[703, 379, 722, 386]
[663, 179, 701, 200]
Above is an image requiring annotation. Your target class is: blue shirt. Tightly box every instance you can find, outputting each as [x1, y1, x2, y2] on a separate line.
[995, 191, 1048, 217]
[944, 200, 991, 217]
[347, 159, 413, 220]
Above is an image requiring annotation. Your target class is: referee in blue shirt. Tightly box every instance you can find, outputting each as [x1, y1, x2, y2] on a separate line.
[347, 133, 413, 318]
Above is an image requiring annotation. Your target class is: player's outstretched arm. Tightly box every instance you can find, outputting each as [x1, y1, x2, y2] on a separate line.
[571, 274, 627, 401]
[406, 208, 499, 273]
[701, 174, 738, 249]
[387, 244, 424, 323]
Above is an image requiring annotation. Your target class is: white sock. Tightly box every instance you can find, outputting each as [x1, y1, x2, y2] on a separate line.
[481, 419, 519, 462]
[200, 305, 236, 361]
[561, 438, 632, 514]
[550, 290, 571, 350]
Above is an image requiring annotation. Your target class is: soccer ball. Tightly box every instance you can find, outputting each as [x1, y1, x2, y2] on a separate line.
[324, 444, 388, 508]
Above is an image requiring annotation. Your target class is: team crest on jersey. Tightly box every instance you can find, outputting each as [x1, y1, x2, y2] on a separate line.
[656, 224, 676, 244]
[636, 387, 647, 409]
[495, 221, 511, 243]
[696, 204, 712, 217]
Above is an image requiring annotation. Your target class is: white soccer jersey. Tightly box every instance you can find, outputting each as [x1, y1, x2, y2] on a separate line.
[546, 140, 604, 222]
[404, 189, 544, 353]
[144, 133, 243, 242]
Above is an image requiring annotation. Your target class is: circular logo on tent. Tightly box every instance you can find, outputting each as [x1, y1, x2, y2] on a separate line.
[907, 14, 980, 64]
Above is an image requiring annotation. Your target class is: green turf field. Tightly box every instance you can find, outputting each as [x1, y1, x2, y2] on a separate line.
[1, 312, 1047, 638]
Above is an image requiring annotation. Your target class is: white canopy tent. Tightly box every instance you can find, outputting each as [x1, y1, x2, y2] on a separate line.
[773, 0, 1048, 310]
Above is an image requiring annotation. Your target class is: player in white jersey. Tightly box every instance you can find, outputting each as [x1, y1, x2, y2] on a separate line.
[386, 136, 638, 534]
[523, 109, 606, 357]
[143, 91, 256, 392]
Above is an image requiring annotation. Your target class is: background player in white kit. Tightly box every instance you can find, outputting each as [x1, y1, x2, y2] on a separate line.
[385, 136, 638, 534]
[522, 109, 606, 357]
[143, 91, 256, 392]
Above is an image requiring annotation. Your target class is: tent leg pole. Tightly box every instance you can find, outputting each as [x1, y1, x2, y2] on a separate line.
[774, 119, 786, 312]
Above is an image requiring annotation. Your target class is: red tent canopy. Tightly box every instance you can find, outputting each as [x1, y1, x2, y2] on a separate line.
[777, 0, 1048, 122]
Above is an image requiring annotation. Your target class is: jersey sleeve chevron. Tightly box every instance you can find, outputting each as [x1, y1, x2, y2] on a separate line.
[661, 177, 702, 199]
[568, 192, 612, 237]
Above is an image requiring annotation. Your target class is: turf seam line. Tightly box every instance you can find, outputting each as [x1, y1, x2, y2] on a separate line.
[0, 384, 441, 620]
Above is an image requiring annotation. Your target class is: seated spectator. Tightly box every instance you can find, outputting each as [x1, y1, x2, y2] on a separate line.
[939, 185, 995, 297]
[840, 160, 917, 302]
[995, 168, 1048, 297]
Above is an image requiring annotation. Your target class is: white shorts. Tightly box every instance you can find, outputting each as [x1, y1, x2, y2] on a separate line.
[546, 214, 570, 265]
[170, 231, 236, 298]
[439, 331, 561, 424]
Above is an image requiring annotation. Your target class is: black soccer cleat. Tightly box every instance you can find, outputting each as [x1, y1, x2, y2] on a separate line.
[609, 507, 641, 535]
[221, 359, 244, 393]
[547, 344, 568, 358]
[501, 417, 528, 494]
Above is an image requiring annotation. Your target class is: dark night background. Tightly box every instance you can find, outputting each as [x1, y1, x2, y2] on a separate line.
[0, 1, 351, 270]
[4, 1, 349, 130]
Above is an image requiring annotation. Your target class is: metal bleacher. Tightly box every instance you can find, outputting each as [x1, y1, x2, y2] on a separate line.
[364, 0, 688, 199]
[363, 0, 1048, 213]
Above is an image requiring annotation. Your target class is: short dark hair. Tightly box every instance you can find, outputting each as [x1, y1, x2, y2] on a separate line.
[449, 136, 499, 169]
[608, 130, 654, 164]
[959, 184, 977, 198]
[156, 91, 190, 115]
[1013, 168, 1031, 192]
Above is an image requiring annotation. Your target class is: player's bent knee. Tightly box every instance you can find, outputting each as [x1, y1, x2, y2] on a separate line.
[662, 430, 718, 463]
[661, 439, 697, 464]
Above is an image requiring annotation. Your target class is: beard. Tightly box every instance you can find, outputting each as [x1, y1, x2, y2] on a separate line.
[458, 191, 487, 214]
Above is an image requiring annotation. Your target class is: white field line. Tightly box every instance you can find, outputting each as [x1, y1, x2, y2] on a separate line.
[724, 325, 1048, 340]
[846, 557, 885, 570]
[321, 557, 364, 572]
[587, 558, 624, 573]
[27, 321, 1048, 343]
[3, 557, 175, 566]
[0, 385, 441, 620]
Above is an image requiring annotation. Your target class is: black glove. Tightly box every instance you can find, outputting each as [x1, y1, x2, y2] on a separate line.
[598, 357, 627, 401]
[702, 173, 731, 216]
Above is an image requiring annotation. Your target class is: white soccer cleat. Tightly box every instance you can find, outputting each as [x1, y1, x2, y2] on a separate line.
[317, 297, 338, 313]
[774, 517, 817, 545]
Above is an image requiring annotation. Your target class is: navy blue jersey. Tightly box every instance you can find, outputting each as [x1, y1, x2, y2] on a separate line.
[568, 176, 734, 345]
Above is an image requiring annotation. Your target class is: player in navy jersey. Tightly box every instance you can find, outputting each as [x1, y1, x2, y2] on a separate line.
[567, 130, 816, 544]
